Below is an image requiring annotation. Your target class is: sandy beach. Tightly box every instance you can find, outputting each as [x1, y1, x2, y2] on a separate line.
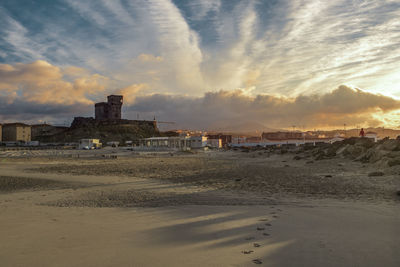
[0, 149, 399, 266]
[3, 1, 400, 266]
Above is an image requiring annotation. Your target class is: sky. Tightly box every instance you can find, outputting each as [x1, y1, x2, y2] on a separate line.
[1, 0, 400, 131]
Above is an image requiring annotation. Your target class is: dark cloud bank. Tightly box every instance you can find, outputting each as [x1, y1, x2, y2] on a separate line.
[126, 85, 400, 131]
[1, 85, 399, 131]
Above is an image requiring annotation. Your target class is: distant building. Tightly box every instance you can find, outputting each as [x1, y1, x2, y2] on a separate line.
[365, 132, 378, 142]
[106, 141, 120, 147]
[79, 139, 102, 149]
[246, 136, 262, 143]
[207, 138, 222, 148]
[95, 95, 123, 120]
[138, 135, 208, 151]
[232, 136, 246, 144]
[139, 136, 191, 151]
[206, 134, 232, 147]
[190, 135, 208, 148]
[2, 123, 31, 142]
[262, 131, 303, 140]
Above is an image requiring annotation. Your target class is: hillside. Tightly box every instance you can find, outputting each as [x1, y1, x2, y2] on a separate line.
[36, 123, 159, 144]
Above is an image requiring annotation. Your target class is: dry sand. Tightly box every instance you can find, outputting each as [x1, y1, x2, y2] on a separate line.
[0, 149, 399, 266]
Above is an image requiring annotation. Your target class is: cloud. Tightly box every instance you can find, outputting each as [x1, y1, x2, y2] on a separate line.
[1, 1, 400, 128]
[0, 60, 108, 105]
[0, 8, 45, 61]
[0, 96, 92, 125]
[115, 83, 148, 104]
[63, 66, 91, 78]
[1, 81, 399, 130]
[137, 54, 163, 63]
[2, 0, 400, 98]
[125, 85, 400, 131]
[186, 0, 221, 21]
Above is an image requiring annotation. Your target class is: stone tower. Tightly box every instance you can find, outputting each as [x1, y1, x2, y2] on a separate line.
[95, 95, 123, 120]
[107, 95, 123, 119]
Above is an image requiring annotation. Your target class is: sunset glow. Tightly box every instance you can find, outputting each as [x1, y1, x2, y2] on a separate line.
[1, 0, 400, 130]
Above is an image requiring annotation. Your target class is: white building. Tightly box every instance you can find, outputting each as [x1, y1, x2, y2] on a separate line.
[232, 136, 246, 144]
[230, 137, 344, 148]
[139, 136, 191, 151]
[189, 135, 208, 148]
[365, 132, 378, 142]
[138, 135, 208, 151]
[207, 139, 222, 148]
[79, 139, 102, 149]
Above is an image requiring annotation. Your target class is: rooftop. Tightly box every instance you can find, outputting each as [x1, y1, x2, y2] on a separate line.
[2, 123, 31, 127]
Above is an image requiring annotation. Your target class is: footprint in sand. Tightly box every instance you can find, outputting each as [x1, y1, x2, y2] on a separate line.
[273, 215, 279, 218]
[242, 250, 254, 254]
[245, 237, 255, 240]
[265, 223, 272, 226]
[257, 227, 265, 231]
[263, 233, 270, 236]
[270, 211, 276, 214]
[253, 259, 263, 264]
[253, 243, 261, 248]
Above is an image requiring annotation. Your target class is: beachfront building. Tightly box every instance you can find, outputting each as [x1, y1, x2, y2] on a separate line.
[232, 136, 247, 145]
[190, 135, 208, 148]
[106, 141, 120, 147]
[139, 136, 191, 151]
[2, 123, 31, 142]
[138, 135, 209, 151]
[207, 134, 232, 147]
[78, 139, 102, 149]
[262, 131, 303, 140]
[207, 138, 222, 148]
[230, 138, 339, 148]
[365, 132, 378, 142]
[231, 131, 344, 148]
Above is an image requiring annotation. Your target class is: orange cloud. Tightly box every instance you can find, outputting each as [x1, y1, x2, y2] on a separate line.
[0, 60, 108, 105]
[115, 83, 148, 104]
[63, 66, 91, 77]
